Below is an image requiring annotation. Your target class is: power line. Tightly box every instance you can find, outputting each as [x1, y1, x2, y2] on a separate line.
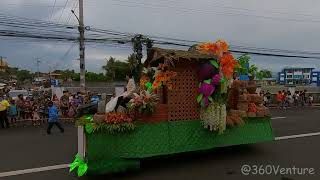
[65, 0, 79, 25]
[2, 12, 320, 59]
[0, 2, 66, 8]
[49, 0, 57, 22]
[57, 0, 69, 23]
[87, 0, 320, 24]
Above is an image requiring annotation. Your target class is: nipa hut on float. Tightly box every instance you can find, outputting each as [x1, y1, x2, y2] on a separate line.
[144, 47, 217, 122]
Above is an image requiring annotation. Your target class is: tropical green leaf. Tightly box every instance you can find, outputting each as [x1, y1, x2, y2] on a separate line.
[201, 99, 205, 107]
[85, 115, 93, 122]
[196, 94, 203, 103]
[145, 82, 152, 89]
[220, 77, 226, 83]
[69, 161, 79, 172]
[208, 96, 213, 102]
[210, 60, 219, 68]
[77, 163, 88, 177]
[85, 123, 94, 134]
[204, 79, 211, 84]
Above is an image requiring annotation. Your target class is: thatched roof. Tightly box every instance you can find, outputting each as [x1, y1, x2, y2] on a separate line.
[145, 47, 216, 66]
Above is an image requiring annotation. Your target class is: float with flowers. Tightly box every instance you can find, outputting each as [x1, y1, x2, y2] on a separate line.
[70, 40, 274, 176]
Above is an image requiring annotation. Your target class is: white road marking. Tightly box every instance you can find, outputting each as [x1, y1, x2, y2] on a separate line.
[1, 129, 320, 177]
[0, 164, 69, 178]
[275, 132, 320, 141]
[271, 117, 287, 120]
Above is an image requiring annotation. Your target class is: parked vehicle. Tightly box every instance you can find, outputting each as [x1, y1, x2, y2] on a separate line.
[8, 90, 29, 100]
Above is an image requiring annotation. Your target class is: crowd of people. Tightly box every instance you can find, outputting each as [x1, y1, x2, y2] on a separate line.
[0, 90, 93, 131]
[259, 90, 314, 109]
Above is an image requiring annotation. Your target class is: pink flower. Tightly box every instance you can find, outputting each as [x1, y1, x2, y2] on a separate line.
[212, 74, 221, 85]
[199, 83, 215, 97]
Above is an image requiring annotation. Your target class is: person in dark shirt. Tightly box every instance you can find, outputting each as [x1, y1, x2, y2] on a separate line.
[60, 91, 70, 117]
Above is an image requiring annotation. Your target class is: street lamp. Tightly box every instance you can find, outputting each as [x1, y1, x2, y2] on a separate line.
[71, 10, 80, 23]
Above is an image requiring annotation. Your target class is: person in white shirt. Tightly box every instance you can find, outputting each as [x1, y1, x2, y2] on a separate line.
[105, 73, 136, 113]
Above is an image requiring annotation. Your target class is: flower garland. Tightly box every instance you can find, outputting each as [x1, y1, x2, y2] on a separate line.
[200, 102, 226, 134]
[196, 40, 239, 133]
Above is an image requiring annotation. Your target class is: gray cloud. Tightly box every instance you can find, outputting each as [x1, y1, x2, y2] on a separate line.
[1, 0, 320, 74]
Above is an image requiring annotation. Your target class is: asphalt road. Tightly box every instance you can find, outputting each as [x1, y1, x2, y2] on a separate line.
[1, 108, 320, 180]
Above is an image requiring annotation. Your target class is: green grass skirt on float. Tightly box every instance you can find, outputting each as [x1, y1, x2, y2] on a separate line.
[85, 117, 274, 174]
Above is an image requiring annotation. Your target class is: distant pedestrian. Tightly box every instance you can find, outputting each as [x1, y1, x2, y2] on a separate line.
[308, 95, 314, 106]
[60, 91, 70, 117]
[293, 91, 299, 107]
[300, 91, 306, 107]
[0, 95, 10, 128]
[16, 94, 25, 119]
[281, 91, 287, 109]
[47, 101, 64, 135]
[8, 100, 18, 124]
[276, 91, 283, 109]
[265, 90, 271, 107]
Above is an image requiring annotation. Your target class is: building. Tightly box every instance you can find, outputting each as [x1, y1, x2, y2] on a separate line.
[278, 67, 319, 85]
[0, 58, 8, 72]
[311, 71, 320, 86]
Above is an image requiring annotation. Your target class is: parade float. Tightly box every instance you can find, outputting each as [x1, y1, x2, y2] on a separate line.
[70, 40, 274, 176]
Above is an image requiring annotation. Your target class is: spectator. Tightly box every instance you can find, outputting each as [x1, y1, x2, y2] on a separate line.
[287, 92, 294, 107]
[281, 91, 287, 109]
[60, 91, 70, 117]
[0, 95, 10, 128]
[47, 101, 64, 135]
[24, 97, 33, 119]
[32, 105, 41, 126]
[8, 100, 18, 124]
[308, 95, 314, 106]
[276, 91, 283, 109]
[16, 94, 25, 119]
[52, 94, 59, 107]
[300, 91, 305, 107]
[265, 90, 271, 107]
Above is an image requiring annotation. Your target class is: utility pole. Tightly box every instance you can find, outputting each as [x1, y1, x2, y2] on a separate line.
[78, 0, 85, 92]
[36, 58, 41, 79]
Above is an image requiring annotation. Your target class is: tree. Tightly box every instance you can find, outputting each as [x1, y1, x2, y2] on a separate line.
[60, 69, 77, 80]
[102, 57, 130, 81]
[85, 72, 106, 82]
[126, 53, 139, 80]
[126, 53, 138, 72]
[131, 35, 154, 80]
[259, 69, 272, 78]
[102, 56, 116, 81]
[16, 69, 32, 82]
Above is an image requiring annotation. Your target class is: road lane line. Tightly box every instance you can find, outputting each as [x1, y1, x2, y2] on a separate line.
[275, 132, 320, 140]
[271, 117, 286, 120]
[1, 130, 319, 177]
[0, 164, 69, 178]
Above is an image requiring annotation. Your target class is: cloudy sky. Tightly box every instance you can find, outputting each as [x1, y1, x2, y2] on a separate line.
[1, 0, 320, 74]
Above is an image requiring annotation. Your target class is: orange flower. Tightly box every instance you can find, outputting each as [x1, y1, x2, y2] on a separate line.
[220, 53, 238, 78]
[197, 40, 230, 58]
[216, 39, 229, 53]
[152, 81, 161, 89]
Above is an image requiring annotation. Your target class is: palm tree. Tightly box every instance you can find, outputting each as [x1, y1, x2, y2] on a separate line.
[102, 57, 116, 81]
[126, 53, 138, 72]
